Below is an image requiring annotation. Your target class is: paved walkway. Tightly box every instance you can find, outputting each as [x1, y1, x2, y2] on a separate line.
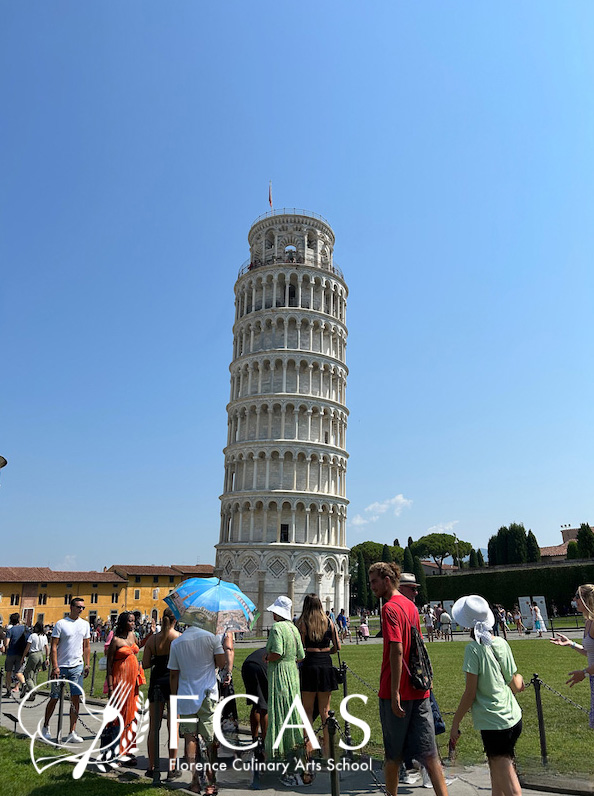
[2, 688, 591, 795]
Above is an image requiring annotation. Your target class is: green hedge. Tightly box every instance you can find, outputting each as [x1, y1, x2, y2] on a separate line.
[425, 562, 594, 611]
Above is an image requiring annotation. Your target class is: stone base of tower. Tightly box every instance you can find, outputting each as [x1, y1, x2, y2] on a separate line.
[215, 543, 350, 630]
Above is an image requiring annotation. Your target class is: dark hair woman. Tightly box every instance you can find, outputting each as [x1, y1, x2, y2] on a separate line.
[296, 593, 341, 759]
[22, 620, 49, 699]
[142, 608, 181, 777]
[107, 611, 146, 767]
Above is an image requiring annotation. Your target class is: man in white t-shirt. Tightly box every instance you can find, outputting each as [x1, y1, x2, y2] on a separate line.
[41, 597, 91, 744]
[168, 626, 225, 790]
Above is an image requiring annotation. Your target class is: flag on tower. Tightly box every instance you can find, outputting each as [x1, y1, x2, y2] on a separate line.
[269, 181, 273, 209]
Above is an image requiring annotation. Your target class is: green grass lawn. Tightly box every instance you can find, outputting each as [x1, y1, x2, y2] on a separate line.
[231, 639, 592, 777]
[0, 729, 170, 796]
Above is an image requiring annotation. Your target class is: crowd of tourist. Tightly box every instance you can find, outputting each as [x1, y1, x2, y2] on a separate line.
[2, 575, 593, 796]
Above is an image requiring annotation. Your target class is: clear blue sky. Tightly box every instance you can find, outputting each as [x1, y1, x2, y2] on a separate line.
[2, 3, 592, 571]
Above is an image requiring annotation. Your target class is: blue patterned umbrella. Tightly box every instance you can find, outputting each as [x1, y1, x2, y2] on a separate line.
[164, 577, 258, 635]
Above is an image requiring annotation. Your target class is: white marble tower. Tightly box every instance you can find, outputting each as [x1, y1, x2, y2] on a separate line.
[215, 209, 350, 625]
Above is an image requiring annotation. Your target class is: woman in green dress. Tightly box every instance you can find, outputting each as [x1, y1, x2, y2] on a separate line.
[264, 595, 312, 785]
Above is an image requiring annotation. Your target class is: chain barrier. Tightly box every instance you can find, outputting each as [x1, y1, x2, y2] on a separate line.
[13, 691, 52, 709]
[344, 663, 378, 695]
[538, 679, 589, 715]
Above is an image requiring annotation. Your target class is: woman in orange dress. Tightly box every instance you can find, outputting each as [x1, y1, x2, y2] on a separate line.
[106, 611, 146, 765]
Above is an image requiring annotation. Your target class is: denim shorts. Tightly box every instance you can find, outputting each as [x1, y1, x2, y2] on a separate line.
[5, 654, 23, 674]
[50, 664, 84, 699]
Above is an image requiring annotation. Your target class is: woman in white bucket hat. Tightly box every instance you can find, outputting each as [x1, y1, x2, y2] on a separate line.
[449, 595, 524, 796]
[264, 596, 312, 786]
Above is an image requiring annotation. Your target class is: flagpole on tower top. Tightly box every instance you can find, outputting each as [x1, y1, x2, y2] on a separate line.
[268, 181, 273, 210]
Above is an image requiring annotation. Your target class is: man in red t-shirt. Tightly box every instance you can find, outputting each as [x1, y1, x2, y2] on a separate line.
[369, 562, 448, 796]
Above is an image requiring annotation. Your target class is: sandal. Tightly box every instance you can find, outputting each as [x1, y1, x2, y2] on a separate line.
[204, 787, 218, 796]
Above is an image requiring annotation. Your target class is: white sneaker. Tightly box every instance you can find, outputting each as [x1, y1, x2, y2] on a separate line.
[422, 766, 432, 788]
[401, 772, 420, 785]
[64, 731, 84, 744]
[40, 726, 52, 743]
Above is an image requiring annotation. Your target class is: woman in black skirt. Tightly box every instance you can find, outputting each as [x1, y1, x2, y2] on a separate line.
[296, 594, 341, 759]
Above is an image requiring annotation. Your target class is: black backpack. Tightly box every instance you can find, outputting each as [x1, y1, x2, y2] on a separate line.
[406, 625, 433, 691]
[392, 603, 433, 691]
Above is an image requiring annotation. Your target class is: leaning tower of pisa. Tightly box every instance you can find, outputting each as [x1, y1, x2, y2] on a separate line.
[215, 209, 350, 625]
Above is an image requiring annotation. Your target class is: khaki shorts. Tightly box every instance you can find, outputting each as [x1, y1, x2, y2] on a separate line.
[179, 697, 216, 741]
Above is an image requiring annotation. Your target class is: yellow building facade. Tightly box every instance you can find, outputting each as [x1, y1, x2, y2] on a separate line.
[0, 564, 213, 627]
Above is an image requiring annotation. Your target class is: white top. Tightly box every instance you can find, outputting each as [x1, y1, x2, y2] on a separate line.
[52, 617, 90, 667]
[440, 612, 452, 624]
[582, 626, 594, 666]
[168, 627, 224, 713]
[28, 632, 49, 654]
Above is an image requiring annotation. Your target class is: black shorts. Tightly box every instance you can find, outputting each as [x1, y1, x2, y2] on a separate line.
[241, 660, 268, 710]
[481, 718, 522, 759]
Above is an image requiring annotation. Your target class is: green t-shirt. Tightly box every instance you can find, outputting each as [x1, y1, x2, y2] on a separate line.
[462, 637, 522, 731]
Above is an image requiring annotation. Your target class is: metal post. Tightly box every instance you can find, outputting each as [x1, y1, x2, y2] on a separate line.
[56, 681, 65, 743]
[340, 662, 353, 758]
[90, 651, 97, 696]
[152, 684, 163, 786]
[531, 674, 548, 766]
[327, 710, 340, 796]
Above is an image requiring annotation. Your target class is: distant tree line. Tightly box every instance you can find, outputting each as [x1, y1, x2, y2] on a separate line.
[567, 524, 594, 560]
[486, 523, 541, 566]
[348, 522, 594, 613]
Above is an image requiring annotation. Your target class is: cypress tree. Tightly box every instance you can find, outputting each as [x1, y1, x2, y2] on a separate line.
[413, 556, 428, 606]
[577, 524, 594, 558]
[393, 538, 400, 548]
[403, 546, 415, 573]
[408, 536, 414, 549]
[567, 541, 579, 560]
[487, 535, 498, 566]
[381, 544, 392, 562]
[507, 522, 528, 564]
[356, 550, 368, 609]
[526, 530, 541, 563]
[496, 526, 510, 565]
[469, 548, 479, 568]
[477, 549, 485, 568]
